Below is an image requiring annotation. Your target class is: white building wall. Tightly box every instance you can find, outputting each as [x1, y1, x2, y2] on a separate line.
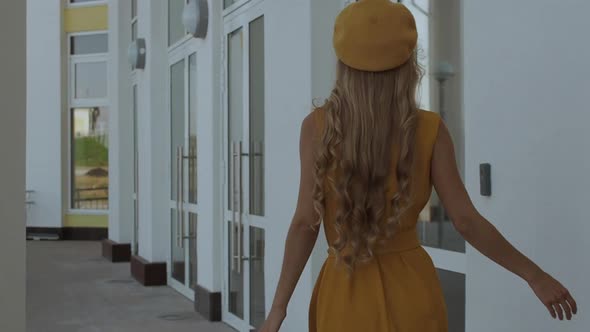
[264, 0, 315, 330]
[463, 1, 590, 331]
[26, 0, 64, 229]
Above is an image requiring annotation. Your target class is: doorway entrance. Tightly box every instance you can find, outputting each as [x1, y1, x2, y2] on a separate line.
[168, 42, 199, 299]
[222, 1, 267, 330]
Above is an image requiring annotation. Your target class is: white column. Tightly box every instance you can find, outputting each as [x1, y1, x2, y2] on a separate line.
[0, 0, 26, 330]
[195, 0, 224, 292]
[135, 0, 169, 262]
[25, 0, 64, 229]
[107, 0, 134, 244]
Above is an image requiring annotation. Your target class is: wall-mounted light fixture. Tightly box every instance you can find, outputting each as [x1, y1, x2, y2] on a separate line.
[183, 0, 209, 39]
[127, 38, 146, 70]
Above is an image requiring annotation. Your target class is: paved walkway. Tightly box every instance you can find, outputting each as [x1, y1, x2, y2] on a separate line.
[27, 241, 235, 332]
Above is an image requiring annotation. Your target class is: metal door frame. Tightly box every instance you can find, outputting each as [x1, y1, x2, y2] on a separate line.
[221, 1, 266, 330]
[167, 39, 201, 300]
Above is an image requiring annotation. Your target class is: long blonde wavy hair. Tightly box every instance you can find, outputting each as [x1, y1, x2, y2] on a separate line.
[312, 51, 423, 271]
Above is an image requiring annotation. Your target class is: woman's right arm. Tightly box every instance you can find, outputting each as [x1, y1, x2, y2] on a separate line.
[430, 120, 577, 321]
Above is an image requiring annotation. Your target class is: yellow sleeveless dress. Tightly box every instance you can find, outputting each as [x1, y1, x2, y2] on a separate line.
[309, 108, 448, 332]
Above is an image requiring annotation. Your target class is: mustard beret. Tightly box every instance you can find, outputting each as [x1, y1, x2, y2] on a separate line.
[333, 0, 418, 72]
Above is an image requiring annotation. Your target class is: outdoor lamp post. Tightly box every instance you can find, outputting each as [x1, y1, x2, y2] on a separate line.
[434, 61, 455, 121]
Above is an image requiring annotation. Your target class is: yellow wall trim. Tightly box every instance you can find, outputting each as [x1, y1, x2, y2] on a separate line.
[64, 5, 108, 33]
[64, 214, 108, 228]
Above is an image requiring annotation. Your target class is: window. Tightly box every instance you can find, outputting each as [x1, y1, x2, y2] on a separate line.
[249, 16, 265, 216]
[406, 0, 464, 253]
[70, 107, 109, 210]
[70, 0, 104, 3]
[132, 0, 137, 18]
[224, 0, 240, 9]
[74, 61, 108, 99]
[168, 0, 189, 46]
[70, 33, 108, 55]
[69, 33, 108, 102]
[68, 32, 109, 211]
[69, 0, 107, 5]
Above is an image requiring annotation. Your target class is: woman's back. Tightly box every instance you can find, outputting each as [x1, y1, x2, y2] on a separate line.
[309, 107, 449, 332]
[315, 107, 441, 252]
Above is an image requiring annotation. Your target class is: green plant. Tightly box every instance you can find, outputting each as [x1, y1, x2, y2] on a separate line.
[74, 136, 108, 167]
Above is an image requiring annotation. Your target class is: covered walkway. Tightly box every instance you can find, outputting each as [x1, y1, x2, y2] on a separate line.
[26, 241, 235, 332]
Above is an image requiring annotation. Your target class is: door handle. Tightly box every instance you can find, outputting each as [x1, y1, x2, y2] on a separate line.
[176, 146, 180, 248]
[175, 146, 182, 247]
[180, 145, 186, 250]
[230, 142, 236, 272]
[237, 141, 243, 274]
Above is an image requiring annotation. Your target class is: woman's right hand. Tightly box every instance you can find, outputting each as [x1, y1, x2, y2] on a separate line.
[259, 307, 287, 332]
[528, 270, 578, 320]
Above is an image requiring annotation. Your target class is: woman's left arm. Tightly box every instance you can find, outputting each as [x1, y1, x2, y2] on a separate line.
[431, 121, 578, 321]
[260, 113, 321, 332]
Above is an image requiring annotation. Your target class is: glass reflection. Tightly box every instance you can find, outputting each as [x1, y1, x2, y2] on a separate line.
[250, 227, 265, 329]
[228, 221, 244, 319]
[224, 0, 240, 10]
[70, 34, 108, 55]
[75, 62, 107, 99]
[227, 27, 243, 209]
[171, 209, 185, 284]
[189, 213, 197, 290]
[168, 0, 185, 46]
[188, 53, 198, 204]
[436, 268, 465, 332]
[70, 107, 109, 210]
[132, 0, 137, 19]
[413, 0, 464, 253]
[418, 193, 465, 253]
[249, 16, 265, 216]
[170, 59, 185, 201]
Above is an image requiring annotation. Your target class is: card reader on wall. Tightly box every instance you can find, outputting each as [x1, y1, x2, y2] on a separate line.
[480, 163, 492, 196]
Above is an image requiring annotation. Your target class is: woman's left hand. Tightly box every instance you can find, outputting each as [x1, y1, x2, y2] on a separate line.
[259, 307, 286, 332]
[528, 270, 578, 320]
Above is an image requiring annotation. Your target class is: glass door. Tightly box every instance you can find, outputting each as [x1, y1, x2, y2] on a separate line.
[222, 3, 267, 331]
[168, 44, 199, 299]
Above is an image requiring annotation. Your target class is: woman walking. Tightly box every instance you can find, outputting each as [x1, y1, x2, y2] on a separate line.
[261, 1, 577, 331]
